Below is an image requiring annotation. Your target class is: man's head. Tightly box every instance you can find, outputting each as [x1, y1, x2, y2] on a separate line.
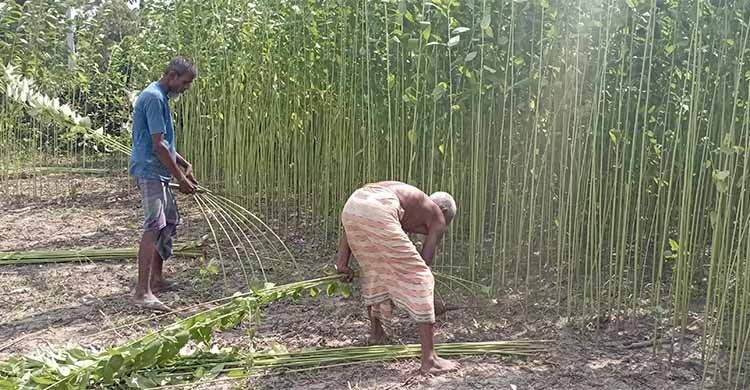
[430, 192, 457, 225]
[161, 56, 197, 98]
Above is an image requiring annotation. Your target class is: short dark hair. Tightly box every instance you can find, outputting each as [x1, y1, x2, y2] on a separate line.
[164, 56, 197, 77]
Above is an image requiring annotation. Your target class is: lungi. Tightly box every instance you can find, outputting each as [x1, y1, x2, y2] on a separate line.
[136, 178, 180, 261]
[341, 184, 435, 324]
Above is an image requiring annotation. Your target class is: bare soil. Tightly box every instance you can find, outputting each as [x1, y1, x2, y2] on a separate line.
[0, 174, 712, 389]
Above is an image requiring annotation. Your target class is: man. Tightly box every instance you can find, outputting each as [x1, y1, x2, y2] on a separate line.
[335, 181, 459, 375]
[129, 56, 198, 311]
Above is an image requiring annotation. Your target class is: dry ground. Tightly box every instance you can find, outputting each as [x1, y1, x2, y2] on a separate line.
[0, 174, 712, 389]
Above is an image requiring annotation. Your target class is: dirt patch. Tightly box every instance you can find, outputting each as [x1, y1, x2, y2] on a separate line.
[0, 174, 712, 389]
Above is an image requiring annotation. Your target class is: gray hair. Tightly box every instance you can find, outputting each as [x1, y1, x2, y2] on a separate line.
[164, 56, 197, 77]
[430, 192, 457, 224]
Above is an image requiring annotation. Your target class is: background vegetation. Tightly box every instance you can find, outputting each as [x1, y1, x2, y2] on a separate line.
[2, 0, 749, 385]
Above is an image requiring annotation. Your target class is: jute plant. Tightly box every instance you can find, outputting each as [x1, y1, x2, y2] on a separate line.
[0, 63, 296, 284]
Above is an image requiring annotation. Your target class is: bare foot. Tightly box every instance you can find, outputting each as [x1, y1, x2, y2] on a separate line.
[130, 294, 171, 312]
[420, 355, 459, 375]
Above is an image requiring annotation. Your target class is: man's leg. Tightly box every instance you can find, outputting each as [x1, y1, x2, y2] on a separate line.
[418, 322, 459, 375]
[132, 178, 170, 310]
[150, 247, 165, 291]
[133, 230, 160, 303]
[367, 305, 387, 344]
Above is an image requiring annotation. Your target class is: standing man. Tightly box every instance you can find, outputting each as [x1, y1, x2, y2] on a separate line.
[335, 181, 459, 375]
[129, 56, 198, 311]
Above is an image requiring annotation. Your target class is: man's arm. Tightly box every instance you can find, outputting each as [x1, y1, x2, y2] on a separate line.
[335, 230, 354, 282]
[175, 152, 197, 184]
[151, 133, 195, 194]
[420, 224, 445, 267]
[175, 153, 190, 168]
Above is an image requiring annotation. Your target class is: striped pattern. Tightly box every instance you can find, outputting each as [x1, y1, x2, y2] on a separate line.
[341, 184, 435, 324]
[136, 178, 180, 260]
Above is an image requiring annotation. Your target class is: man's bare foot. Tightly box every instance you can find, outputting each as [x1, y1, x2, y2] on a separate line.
[420, 354, 459, 375]
[130, 294, 171, 312]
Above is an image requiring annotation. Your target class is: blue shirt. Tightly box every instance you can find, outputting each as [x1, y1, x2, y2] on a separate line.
[129, 82, 176, 182]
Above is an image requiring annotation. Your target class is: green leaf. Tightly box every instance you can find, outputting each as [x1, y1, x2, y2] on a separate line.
[447, 35, 460, 47]
[228, 369, 247, 378]
[432, 83, 447, 100]
[714, 170, 731, 181]
[159, 336, 180, 363]
[407, 38, 419, 50]
[480, 285, 492, 296]
[438, 144, 445, 154]
[102, 354, 124, 384]
[484, 25, 494, 38]
[669, 239, 679, 252]
[422, 26, 431, 41]
[129, 374, 158, 388]
[206, 363, 225, 380]
[464, 51, 478, 62]
[513, 56, 525, 65]
[308, 286, 320, 297]
[31, 376, 57, 385]
[609, 130, 618, 144]
[665, 44, 674, 54]
[136, 340, 162, 369]
[480, 14, 491, 30]
[74, 359, 97, 369]
[402, 86, 417, 103]
[407, 128, 417, 146]
[625, 0, 636, 8]
[340, 284, 352, 298]
[326, 283, 338, 296]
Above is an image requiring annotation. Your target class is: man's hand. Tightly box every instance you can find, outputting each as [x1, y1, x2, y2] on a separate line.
[177, 176, 197, 194]
[335, 261, 354, 283]
[185, 163, 198, 185]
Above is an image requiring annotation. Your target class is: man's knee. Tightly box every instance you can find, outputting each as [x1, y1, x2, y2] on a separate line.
[141, 229, 161, 241]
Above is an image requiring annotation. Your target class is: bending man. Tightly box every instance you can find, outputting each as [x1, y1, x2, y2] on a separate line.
[335, 181, 459, 375]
